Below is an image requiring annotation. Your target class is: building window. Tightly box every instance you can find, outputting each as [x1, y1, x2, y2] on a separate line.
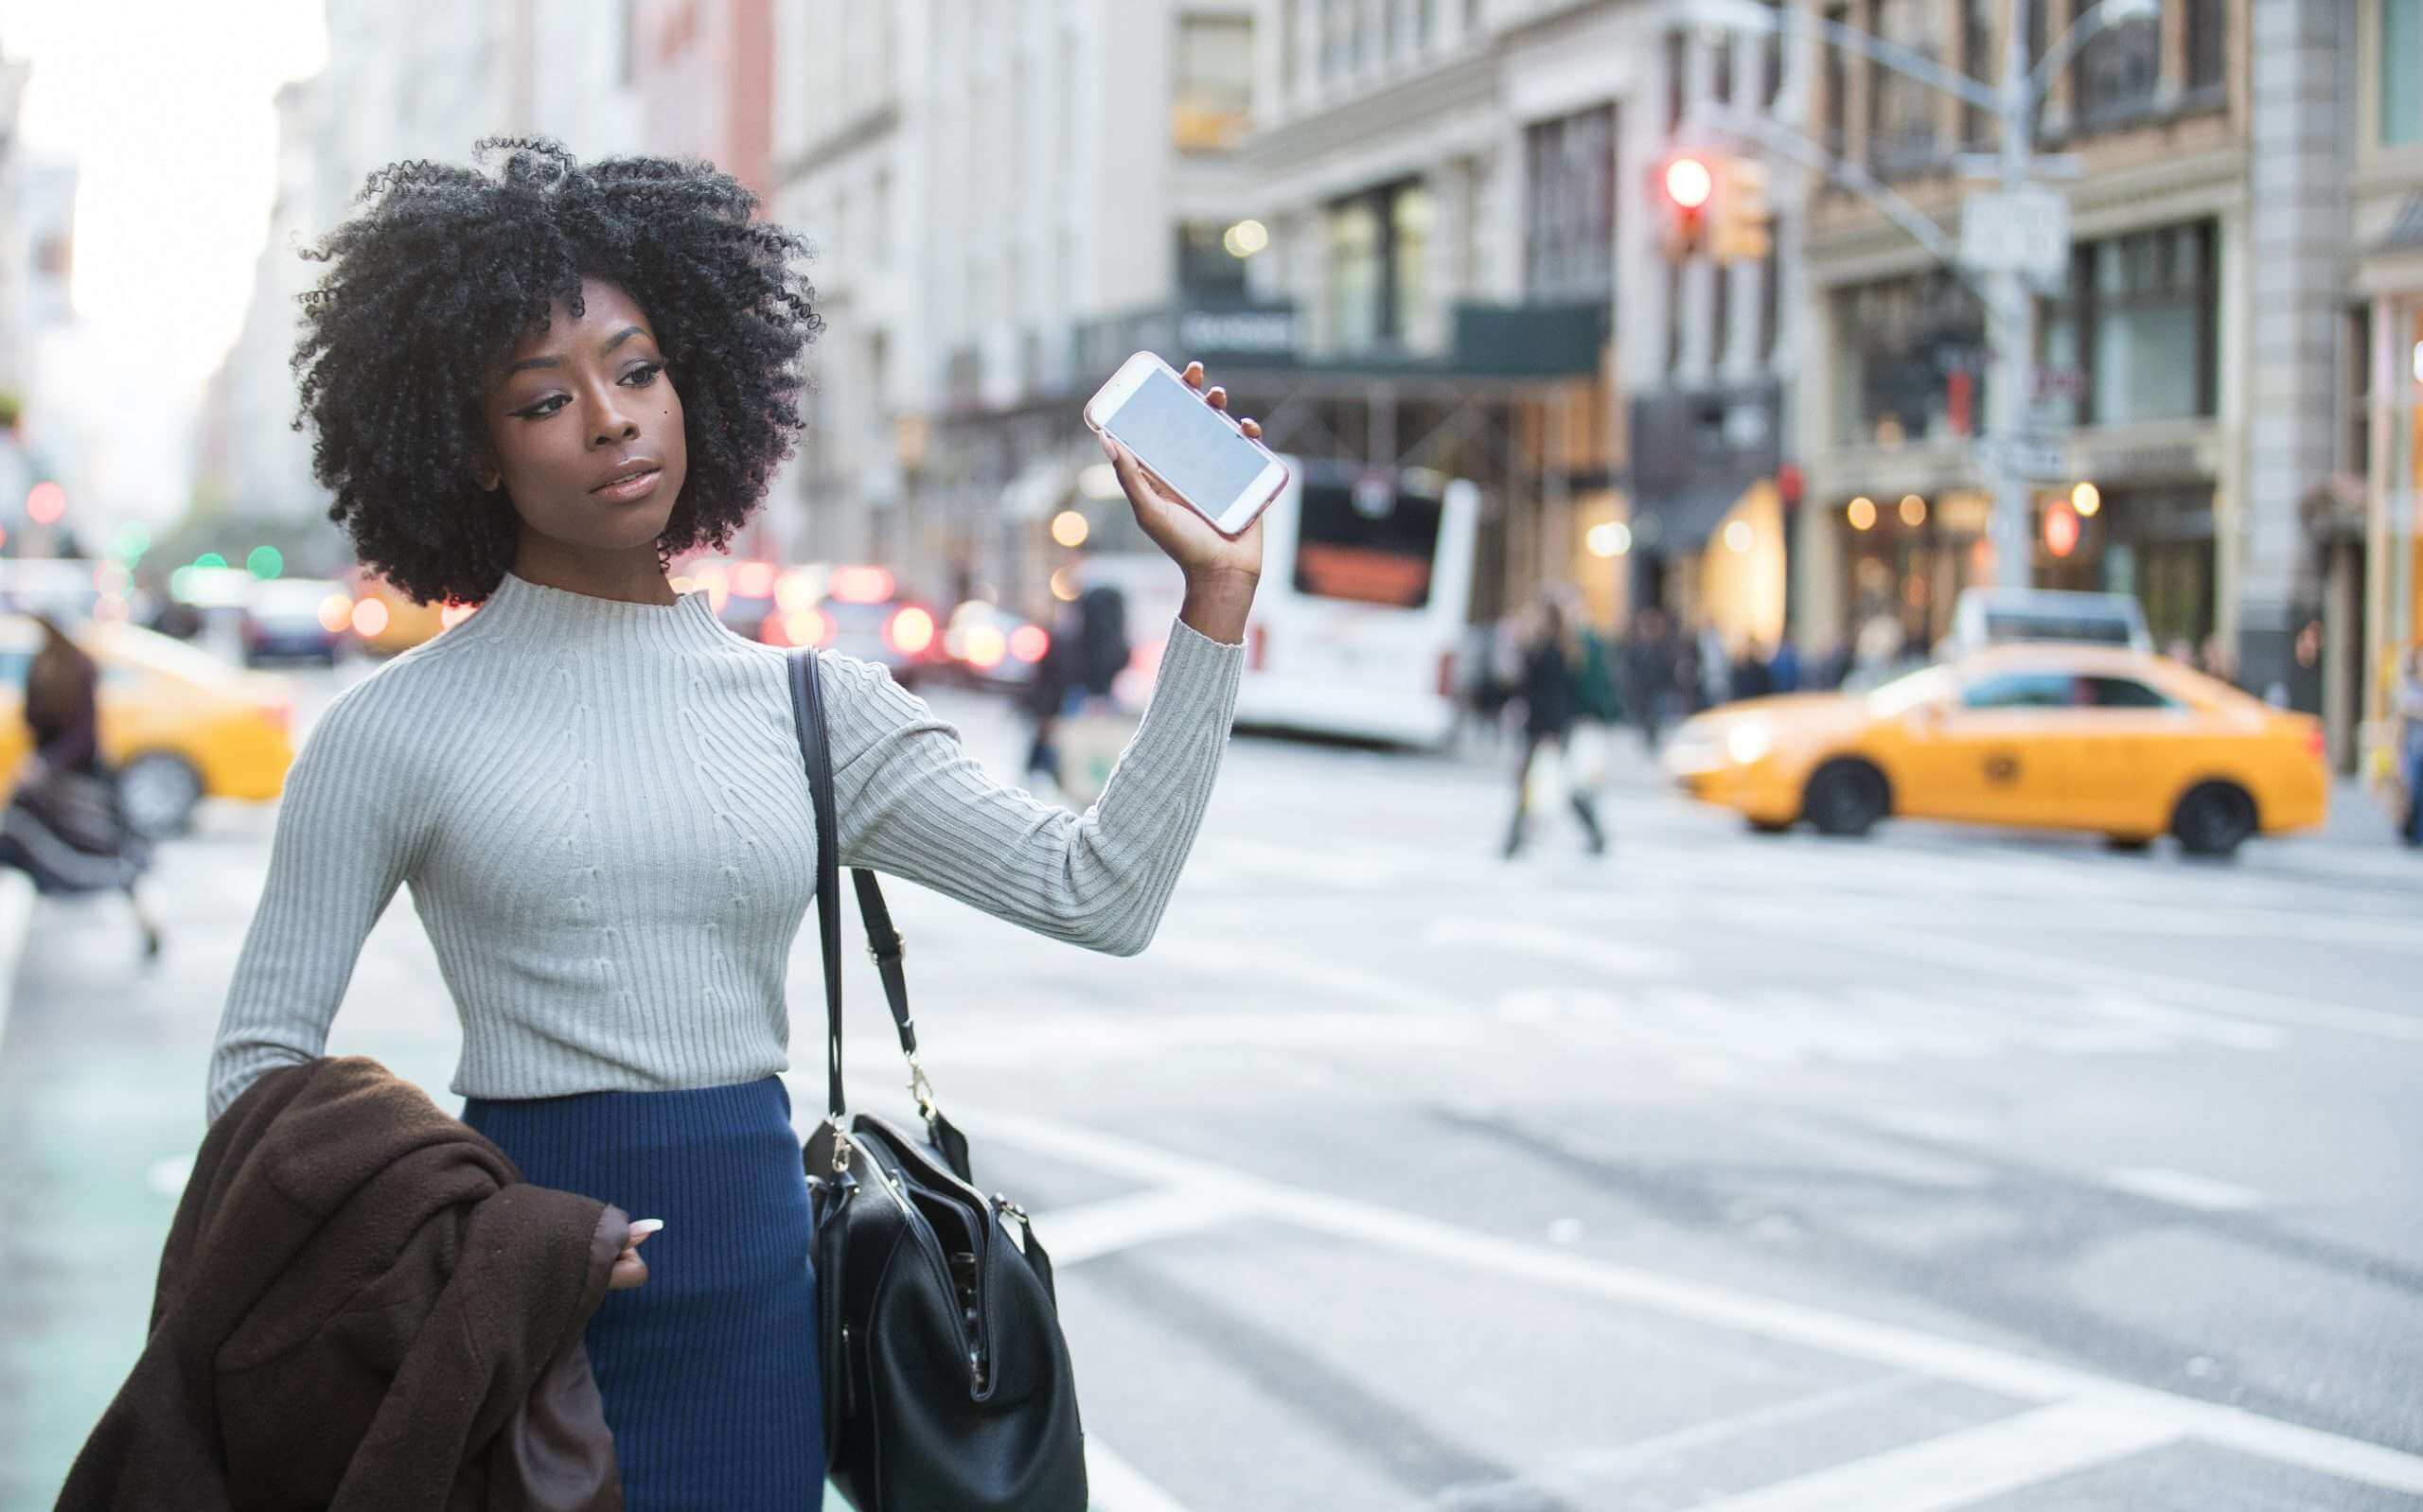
[1524, 104, 1617, 303]
[1960, 0, 1994, 147]
[2041, 221, 2220, 426]
[1280, 0, 1298, 98]
[1320, 0, 1353, 80]
[1326, 180, 1432, 352]
[1667, 29, 1688, 132]
[1833, 269, 1989, 446]
[1759, 0, 1783, 107]
[2386, 0, 2423, 145]
[1822, 3, 1849, 152]
[1173, 13, 1254, 151]
[2071, 10, 2159, 132]
[1667, 261, 1687, 375]
[1868, 0, 1943, 176]
[1713, 36, 1735, 105]
[1760, 244, 1780, 362]
[1177, 222, 1251, 303]
[2183, 0, 2225, 97]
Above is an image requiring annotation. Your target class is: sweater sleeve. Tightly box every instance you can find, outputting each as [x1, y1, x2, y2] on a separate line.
[204, 677, 426, 1124]
[822, 617, 1244, 957]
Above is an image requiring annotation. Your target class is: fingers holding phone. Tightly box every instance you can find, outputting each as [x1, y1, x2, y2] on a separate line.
[1086, 355, 1275, 587]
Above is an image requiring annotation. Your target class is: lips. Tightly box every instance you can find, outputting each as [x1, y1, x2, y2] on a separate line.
[591, 459, 663, 501]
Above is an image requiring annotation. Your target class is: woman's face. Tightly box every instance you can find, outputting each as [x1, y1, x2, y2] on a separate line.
[479, 277, 687, 559]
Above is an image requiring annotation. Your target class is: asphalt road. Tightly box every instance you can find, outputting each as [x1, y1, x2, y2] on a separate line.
[4, 662, 2420, 1510]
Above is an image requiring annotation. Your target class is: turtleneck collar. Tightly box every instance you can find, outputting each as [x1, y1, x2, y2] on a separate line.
[464, 569, 734, 654]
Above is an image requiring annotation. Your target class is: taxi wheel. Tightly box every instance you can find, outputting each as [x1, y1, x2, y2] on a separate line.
[118, 752, 204, 840]
[1804, 760, 1888, 838]
[2173, 782, 2256, 859]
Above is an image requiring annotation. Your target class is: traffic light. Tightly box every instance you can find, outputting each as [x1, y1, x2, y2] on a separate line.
[1710, 157, 1772, 264]
[1656, 152, 1775, 265]
[1659, 155, 1713, 259]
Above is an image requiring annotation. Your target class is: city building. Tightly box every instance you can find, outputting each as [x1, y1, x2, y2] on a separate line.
[2351, 0, 2422, 777]
[769, 0, 1270, 610]
[203, 0, 646, 541]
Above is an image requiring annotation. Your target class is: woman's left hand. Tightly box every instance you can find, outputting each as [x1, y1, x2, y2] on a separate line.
[1097, 360, 1265, 589]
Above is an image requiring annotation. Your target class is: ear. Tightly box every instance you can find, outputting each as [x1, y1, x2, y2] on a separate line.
[472, 455, 504, 494]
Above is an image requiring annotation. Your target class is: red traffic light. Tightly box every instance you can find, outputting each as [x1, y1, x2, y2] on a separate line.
[26, 481, 66, 525]
[1664, 157, 1714, 210]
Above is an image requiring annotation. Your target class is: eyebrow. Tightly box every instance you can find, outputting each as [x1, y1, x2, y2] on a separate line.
[503, 325, 651, 377]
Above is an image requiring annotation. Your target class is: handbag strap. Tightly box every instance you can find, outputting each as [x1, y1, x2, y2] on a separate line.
[786, 651, 942, 1155]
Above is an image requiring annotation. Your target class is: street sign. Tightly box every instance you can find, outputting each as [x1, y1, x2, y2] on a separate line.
[1959, 185, 2069, 281]
[1981, 432, 2069, 482]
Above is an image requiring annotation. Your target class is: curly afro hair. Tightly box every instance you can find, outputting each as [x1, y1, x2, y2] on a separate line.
[292, 137, 822, 605]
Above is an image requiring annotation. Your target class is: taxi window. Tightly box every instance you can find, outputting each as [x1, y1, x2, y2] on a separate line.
[2079, 676, 2175, 709]
[1960, 671, 2074, 710]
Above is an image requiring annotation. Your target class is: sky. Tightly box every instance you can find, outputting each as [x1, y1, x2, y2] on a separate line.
[2, 0, 327, 526]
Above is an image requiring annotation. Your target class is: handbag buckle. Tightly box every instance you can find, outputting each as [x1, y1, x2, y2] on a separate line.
[907, 1056, 940, 1122]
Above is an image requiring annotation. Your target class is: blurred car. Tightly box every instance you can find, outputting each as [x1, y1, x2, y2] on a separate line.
[940, 600, 1052, 692]
[1945, 588, 2152, 657]
[241, 577, 355, 666]
[740, 565, 947, 690]
[345, 570, 462, 655]
[1665, 644, 2326, 858]
[0, 612, 295, 837]
[0, 557, 102, 621]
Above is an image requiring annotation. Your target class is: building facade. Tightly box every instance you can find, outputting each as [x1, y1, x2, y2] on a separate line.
[769, 0, 1268, 613]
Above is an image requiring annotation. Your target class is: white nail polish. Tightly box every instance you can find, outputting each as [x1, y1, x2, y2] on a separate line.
[628, 1218, 666, 1237]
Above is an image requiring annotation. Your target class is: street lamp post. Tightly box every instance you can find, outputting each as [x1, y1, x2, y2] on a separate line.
[1691, 0, 2159, 589]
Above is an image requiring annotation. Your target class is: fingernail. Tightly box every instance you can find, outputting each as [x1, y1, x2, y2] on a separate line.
[628, 1218, 665, 1238]
[1099, 432, 1117, 459]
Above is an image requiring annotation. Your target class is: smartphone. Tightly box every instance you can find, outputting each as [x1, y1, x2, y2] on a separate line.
[1082, 351, 1289, 538]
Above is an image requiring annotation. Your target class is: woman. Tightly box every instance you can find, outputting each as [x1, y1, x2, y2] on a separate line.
[203, 140, 1260, 1507]
[1, 611, 162, 957]
[1500, 591, 1608, 859]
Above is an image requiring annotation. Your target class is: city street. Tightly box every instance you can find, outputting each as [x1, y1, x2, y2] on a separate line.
[4, 669, 2420, 1510]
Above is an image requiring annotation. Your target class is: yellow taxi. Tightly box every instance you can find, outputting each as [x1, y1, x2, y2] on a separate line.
[1665, 644, 2327, 857]
[2, 613, 296, 836]
[344, 570, 474, 656]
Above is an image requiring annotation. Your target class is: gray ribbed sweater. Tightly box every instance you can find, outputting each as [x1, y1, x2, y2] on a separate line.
[204, 570, 1244, 1124]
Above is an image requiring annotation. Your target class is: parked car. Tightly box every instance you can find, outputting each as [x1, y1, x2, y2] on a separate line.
[1665, 644, 2327, 858]
[940, 600, 1052, 692]
[0, 612, 295, 837]
[756, 566, 946, 689]
[241, 577, 355, 666]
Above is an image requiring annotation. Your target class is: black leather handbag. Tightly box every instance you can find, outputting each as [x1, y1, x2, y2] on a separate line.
[786, 647, 1088, 1512]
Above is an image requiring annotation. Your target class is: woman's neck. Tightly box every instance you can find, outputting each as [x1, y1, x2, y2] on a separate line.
[509, 538, 679, 606]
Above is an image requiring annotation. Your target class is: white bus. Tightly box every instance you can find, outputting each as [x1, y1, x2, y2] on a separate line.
[1074, 456, 1478, 747]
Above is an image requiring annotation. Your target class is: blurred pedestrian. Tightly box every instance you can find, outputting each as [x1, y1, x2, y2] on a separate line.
[1017, 610, 1074, 793]
[1730, 639, 1774, 701]
[1623, 607, 1677, 752]
[0, 611, 163, 958]
[2397, 645, 2423, 849]
[1072, 581, 1131, 707]
[1769, 637, 1803, 694]
[1501, 592, 1608, 859]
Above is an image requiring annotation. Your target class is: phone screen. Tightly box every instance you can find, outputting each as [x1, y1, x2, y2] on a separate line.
[1101, 364, 1272, 519]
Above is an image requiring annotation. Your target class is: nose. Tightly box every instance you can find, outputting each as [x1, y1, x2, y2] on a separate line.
[586, 387, 641, 448]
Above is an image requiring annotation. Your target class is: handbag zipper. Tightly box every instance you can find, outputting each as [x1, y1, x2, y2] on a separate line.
[866, 1138, 991, 1393]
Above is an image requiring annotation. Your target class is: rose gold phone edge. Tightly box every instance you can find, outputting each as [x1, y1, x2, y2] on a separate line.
[1082, 351, 1290, 539]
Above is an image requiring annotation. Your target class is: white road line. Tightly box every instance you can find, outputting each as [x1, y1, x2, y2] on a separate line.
[1731, 905, 2423, 1046]
[967, 1101, 2423, 1497]
[2100, 1166, 2266, 1213]
[1680, 1398, 2180, 1511]
[1429, 1375, 1922, 1509]
[1146, 937, 1469, 1017]
[1031, 1185, 1260, 1265]
[1084, 1436, 1199, 1512]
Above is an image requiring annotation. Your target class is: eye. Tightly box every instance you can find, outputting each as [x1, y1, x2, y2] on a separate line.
[620, 360, 665, 387]
[513, 394, 570, 420]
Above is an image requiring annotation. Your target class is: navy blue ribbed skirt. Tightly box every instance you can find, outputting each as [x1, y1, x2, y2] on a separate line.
[461, 1077, 824, 1510]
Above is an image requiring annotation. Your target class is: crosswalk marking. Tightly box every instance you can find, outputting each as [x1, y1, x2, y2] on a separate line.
[965, 1101, 2423, 1498]
[1680, 1398, 2180, 1511]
